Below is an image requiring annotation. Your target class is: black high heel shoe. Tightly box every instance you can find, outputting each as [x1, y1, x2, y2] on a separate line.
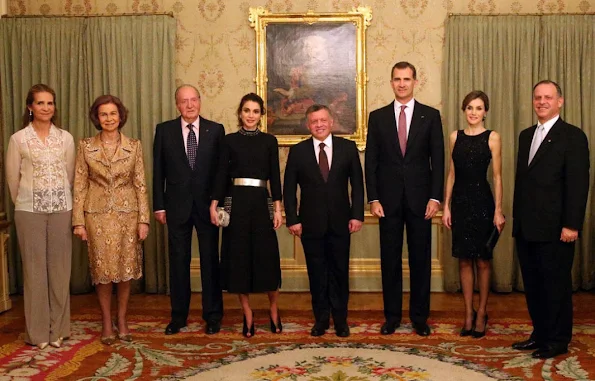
[471, 314, 488, 338]
[243, 312, 255, 338]
[460, 310, 477, 337]
[270, 311, 283, 333]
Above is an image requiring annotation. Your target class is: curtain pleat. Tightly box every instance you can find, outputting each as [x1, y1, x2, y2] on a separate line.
[0, 15, 176, 294]
[442, 15, 595, 292]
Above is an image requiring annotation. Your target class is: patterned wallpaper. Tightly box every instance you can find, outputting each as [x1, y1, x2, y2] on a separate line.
[8, 0, 592, 161]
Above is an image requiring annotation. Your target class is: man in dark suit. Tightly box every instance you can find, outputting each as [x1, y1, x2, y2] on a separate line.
[365, 61, 444, 337]
[512, 80, 589, 359]
[153, 84, 225, 335]
[284, 104, 364, 337]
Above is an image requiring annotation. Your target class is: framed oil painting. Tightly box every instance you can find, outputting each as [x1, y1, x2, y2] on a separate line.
[249, 7, 371, 150]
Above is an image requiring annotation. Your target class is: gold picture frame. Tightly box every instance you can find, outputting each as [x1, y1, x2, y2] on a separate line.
[249, 7, 372, 150]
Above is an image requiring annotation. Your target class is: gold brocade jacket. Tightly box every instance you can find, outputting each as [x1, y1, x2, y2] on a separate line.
[72, 133, 150, 227]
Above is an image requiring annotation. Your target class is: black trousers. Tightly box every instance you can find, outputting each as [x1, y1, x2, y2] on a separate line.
[516, 234, 574, 348]
[168, 204, 223, 324]
[379, 196, 432, 325]
[301, 231, 351, 325]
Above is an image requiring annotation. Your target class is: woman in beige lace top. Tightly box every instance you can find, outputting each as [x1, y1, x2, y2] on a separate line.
[5, 84, 75, 350]
[72, 95, 150, 344]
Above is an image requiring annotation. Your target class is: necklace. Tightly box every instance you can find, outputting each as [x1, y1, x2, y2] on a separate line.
[239, 127, 260, 136]
[101, 133, 120, 145]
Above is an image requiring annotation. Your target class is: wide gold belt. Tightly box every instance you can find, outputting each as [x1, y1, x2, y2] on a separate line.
[233, 178, 267, 187]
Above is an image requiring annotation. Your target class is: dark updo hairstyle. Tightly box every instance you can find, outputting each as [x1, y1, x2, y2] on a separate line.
[22, 84, 59, 128]
[89, 95, 129, 131]
[237, 92, 265, 127]
[461, 90, 490, 112]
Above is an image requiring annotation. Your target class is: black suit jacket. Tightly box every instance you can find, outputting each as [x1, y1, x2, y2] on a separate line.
[513, 118, 589, 241]
[284, 136, 364, 237]
[365, 100, 444, 216]
[153, 116, 225, 224]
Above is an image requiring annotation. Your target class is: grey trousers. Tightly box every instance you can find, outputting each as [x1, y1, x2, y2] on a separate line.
[14, 210, 72, 344]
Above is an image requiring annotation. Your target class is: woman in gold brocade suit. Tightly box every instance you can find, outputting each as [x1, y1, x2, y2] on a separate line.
[73, 95, 150, 345]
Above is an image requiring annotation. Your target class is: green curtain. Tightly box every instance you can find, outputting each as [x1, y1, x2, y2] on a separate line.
[442, 15, 595, 292]
[0, 15, 176, 294]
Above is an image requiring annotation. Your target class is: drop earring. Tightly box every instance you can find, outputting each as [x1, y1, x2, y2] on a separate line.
[29, 110, 33, 120]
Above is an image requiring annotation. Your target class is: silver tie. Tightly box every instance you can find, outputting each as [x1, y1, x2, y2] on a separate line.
[528, 125, 544, 164]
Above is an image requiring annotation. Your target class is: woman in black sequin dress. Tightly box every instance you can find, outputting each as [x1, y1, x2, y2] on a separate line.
[442, 91, 505, 338]
[210, 93, 283, 338]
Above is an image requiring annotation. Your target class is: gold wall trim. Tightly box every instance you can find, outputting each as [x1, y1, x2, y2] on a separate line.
[2, 12, 174, 18]
[249, 7, 371, 151]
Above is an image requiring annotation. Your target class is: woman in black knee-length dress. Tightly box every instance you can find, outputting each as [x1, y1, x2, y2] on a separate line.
[210, 93, 283, 338]
[442, 91, 506, 338]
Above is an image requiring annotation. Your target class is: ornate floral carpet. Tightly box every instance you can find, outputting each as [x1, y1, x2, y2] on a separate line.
[0, 310, 593, 380]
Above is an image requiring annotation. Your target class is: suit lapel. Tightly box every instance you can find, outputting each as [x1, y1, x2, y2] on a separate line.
[111, 134, 133, 163]
[384, 103, 401, 157]
[518, 126, 535, 172]
[307, 137, 326, 183]
[528, 119, 563, 170]
[327, 135, 342, 181]
[406, 101, 425, 155]
[87, 135, 109, 167]
[195, 118, 211, 170]
[171, 117, 191, 169]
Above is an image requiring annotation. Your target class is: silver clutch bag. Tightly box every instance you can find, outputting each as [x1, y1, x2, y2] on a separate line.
[216, 196, 273, 227]
[217, 208, 230, 227]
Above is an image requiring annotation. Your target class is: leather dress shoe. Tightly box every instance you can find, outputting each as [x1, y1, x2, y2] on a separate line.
[412, 322, 431, 337]
[512, 339, 540, 350]
[380, 321, 400, 335]
[334, 323, 350, 338]
[165, 321, 186, 335]
[205, 320, 221, 335]
[310, 322, 329, 337]
[532, 346, 568, 359]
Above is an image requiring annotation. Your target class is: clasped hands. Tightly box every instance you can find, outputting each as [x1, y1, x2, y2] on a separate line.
[286, 219, 362, 238]
[73, 223, 149, 241]
[207, 204, 283, 230]
[371, 200, 440, 220]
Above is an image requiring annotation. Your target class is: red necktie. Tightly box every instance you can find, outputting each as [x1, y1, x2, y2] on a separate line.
[398, 105, 407, 155]
[319, 142, 329, 182]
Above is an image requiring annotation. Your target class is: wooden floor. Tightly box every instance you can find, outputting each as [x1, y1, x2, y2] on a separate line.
[2, 290, 595, 321]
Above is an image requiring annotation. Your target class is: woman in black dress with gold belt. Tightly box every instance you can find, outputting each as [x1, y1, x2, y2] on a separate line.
[442, 91, 505, 338]
[210, 93, 283, 338]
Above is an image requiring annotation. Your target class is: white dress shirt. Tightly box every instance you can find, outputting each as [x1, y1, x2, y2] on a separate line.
[312, 134, 333, 168]
[534, 114, 559, 146]
[393, 98, 416, 136]
[181, 118, 200, 154]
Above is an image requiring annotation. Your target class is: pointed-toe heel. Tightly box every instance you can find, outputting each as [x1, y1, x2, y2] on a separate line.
[471, 314, 488, 338]
[270, 313, 283, 333]
[460, 310, 477, 337]
[243, 312, 255, 338]
[100, 335, 117, 345]
[49, 337, 63, 348]
[118, 333, 133, 342]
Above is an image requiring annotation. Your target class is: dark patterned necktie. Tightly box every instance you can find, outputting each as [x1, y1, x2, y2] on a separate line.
[319, 142, 329, 182]
[187, 124, 197, 169]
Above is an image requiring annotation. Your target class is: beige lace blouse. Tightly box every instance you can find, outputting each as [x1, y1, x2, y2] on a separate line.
[5, 124, 75, 213]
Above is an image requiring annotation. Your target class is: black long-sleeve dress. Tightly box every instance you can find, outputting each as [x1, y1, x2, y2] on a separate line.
[213, 128, 282, 293]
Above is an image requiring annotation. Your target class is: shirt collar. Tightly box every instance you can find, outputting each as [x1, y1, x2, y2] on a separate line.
[394, 98, 415, 111]
[313, 134, 333, 149]
[538, 114, 559, 135]
[181, 117, 200, 129]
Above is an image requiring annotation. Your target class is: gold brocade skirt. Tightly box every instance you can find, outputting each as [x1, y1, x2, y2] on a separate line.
[85, 211, 143, 285]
